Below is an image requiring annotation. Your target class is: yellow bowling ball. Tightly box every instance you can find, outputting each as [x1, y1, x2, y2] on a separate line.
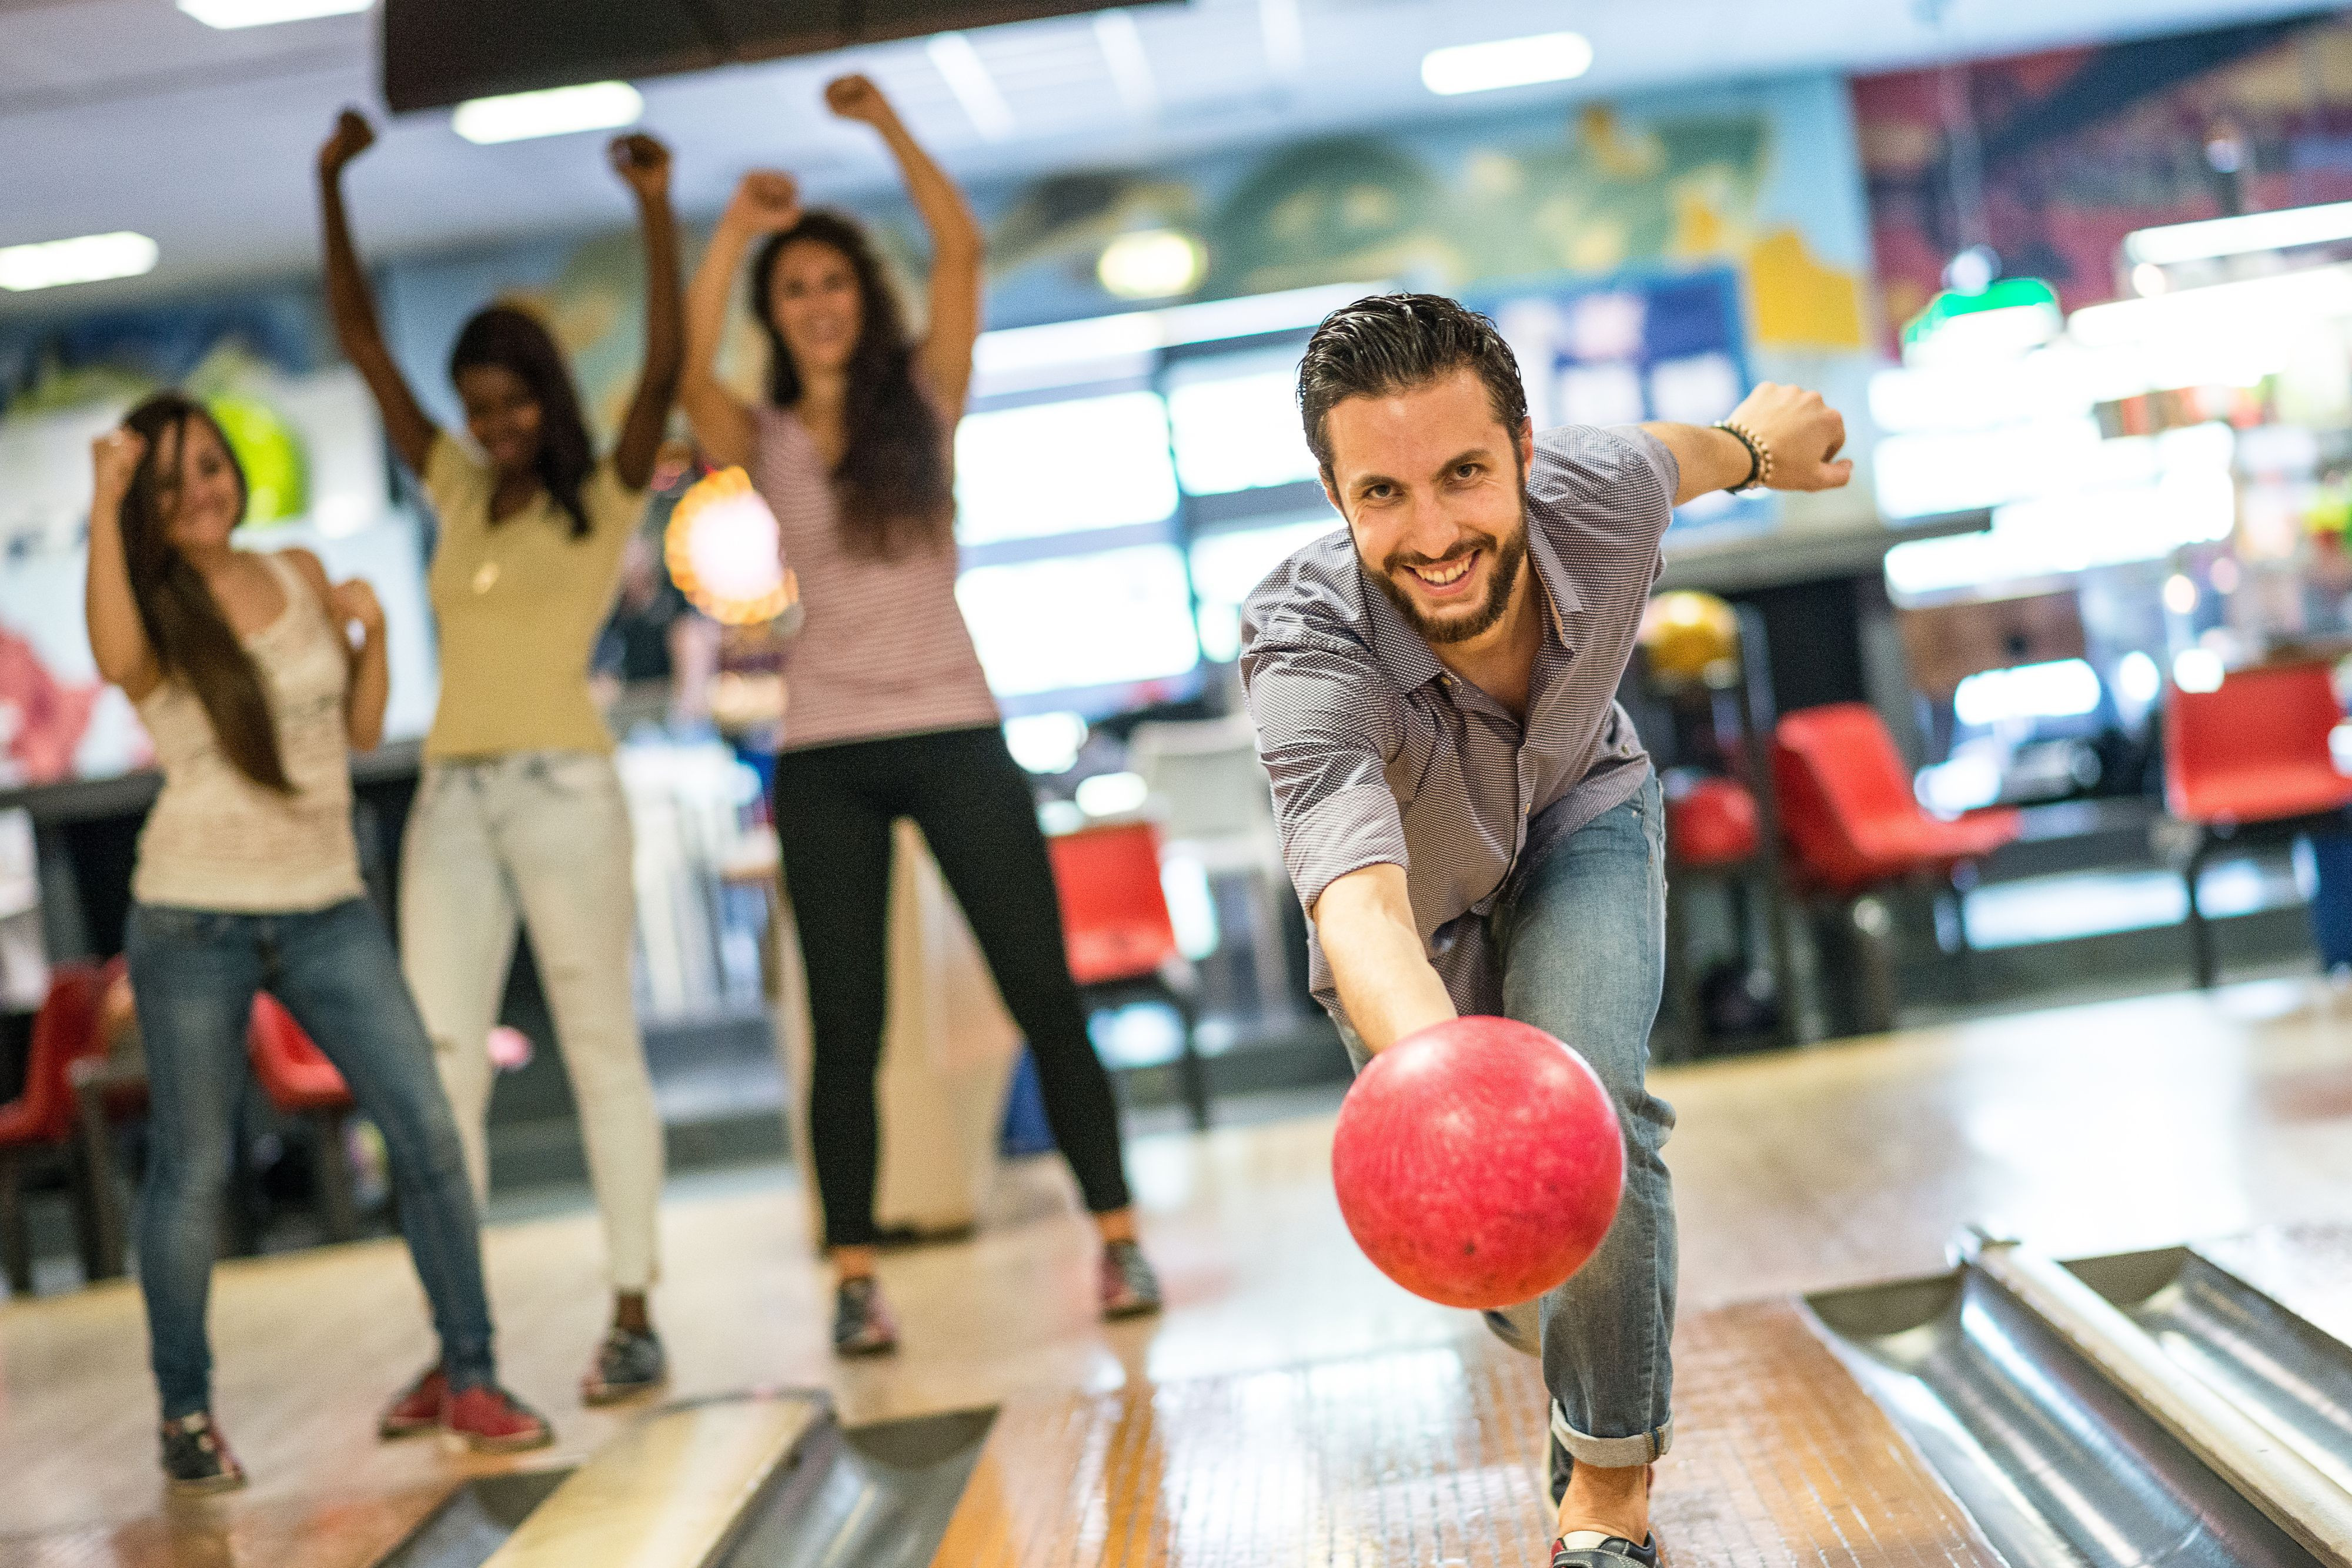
[1639, 591, 1740, 687]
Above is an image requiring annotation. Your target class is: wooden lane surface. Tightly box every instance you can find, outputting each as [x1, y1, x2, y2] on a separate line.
[931, 1303, 2004, 1567]
[13, 975, 2352, 1560]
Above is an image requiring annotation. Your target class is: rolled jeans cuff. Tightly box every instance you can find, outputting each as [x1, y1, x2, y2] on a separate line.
[1552, 1402, 1672, 1467]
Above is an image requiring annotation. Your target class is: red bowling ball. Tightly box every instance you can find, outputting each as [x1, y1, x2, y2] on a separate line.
[1331, 1016, 1624, 1310]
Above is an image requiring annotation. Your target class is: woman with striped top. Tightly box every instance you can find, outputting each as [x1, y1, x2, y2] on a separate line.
[681, 72, 1158, 1355]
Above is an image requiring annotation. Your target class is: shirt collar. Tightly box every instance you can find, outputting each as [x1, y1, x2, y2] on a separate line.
[1357, 520, 1583, 690]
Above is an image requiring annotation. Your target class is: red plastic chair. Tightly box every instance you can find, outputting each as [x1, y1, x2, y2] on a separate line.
[1046, 820, 1210, 1131]
[2164, 661, 2352, 987]
[1666, 775, 1761, 869]
[248, 994, 360, 1241]
[0, 962, 115, 1293]
[1770, 704, 2020, 1032]
[1772, 704, 2020, 897]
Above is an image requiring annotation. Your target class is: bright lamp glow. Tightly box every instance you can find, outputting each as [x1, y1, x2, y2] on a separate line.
[0, 232, 158, 292]
[1421, 32, 1593, 95]
[176, 0, 370, 25]
[453, 82, 642, 145]
[1004, 713, 1088, 775]
[1953, 659, 2102, 728]
[1098, 230, 1205, 300]
[2173, 648, 2225, 694]
[2123, 200, 2352, 267]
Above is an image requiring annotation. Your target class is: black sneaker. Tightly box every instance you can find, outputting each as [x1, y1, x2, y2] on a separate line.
[582, 1326, 669, 1406]
[832, 1277, 898, 1357]
[159, 1412, 246, 1496]
[1098, 1239, 1162, 1320]
[1551, 1533, 1659, 1568]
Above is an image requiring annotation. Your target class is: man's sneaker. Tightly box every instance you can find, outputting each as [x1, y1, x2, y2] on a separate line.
[377, 1365, 447, 1439]
[832, 1277, 899, 1357]
[1551, 1533, 1659, 1568]
[582, 1326, 668, 1406]
[1098, 1239, 1162, 1320]
[159, 1412, 246, 1496]
[442, 1385, 553, 1454]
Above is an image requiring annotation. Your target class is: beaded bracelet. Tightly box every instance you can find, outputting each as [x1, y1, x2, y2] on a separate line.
[1712, 420, 1774, 493]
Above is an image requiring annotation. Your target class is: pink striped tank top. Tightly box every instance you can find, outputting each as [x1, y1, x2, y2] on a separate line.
[749, 403, 999, 751]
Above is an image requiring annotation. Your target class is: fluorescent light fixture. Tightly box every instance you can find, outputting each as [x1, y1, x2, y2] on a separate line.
[1098, 229, 1204, 300]
[0, 231, 159, 292]
[928, 32, 1014, 141]
[2123, 200, 2352, 267]
[1421, 32, 1592, 96]
[452, 81, 642, 145]
[1094, 11, 1157, 117]
[176, 0, 369, 26]
[2069, 264, 2352, 347]
[1953, 658, 2102, 728]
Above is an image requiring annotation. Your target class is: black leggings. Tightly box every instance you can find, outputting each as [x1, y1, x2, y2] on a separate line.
[772, 725, 1133, 1248]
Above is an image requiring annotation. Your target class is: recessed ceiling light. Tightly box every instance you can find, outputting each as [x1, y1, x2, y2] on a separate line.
[452, 82, 643, 146]
[1421, 32, 1593, 96]
[176, 0, 372, 28]
[0, 232, 159, 292]
[1098, 230, 1205, 300]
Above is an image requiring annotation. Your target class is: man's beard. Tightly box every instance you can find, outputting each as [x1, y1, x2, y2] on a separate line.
[1371, 503, 1530, 647]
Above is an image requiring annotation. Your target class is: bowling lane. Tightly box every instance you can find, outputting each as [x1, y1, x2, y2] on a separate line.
[931, 1305, 2003, 1567]
[13, 976, 2352, 1562]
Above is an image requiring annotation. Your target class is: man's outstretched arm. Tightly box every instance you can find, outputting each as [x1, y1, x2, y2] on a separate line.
[1642, 382, 1853, 506]
[1314, 863, 1455, 1055]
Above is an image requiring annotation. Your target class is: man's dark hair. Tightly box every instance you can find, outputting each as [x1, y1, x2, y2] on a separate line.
[1297, 293, 1529, 481]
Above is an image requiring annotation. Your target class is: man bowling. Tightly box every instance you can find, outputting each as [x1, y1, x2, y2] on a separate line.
[1239, 293, 1851, 1566]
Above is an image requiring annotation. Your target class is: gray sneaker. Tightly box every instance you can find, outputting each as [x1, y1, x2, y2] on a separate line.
[1099, 1239, 1162, 1319]
[833, 1277, 899, 1357]
[582, 1326, 668, 1406]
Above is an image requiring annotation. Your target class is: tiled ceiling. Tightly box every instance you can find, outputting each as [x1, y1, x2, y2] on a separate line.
[0, 0, 2336, 316]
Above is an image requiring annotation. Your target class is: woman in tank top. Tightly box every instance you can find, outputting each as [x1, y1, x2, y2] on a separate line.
[681, 73, 1159, 1356]
[317, 111, 681, 1409]
[85, 394, 550, 1495]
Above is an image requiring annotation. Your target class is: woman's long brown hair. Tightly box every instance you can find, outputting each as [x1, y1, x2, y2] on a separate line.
[119, 393, 292, 793]
[751, 211, 954, 558]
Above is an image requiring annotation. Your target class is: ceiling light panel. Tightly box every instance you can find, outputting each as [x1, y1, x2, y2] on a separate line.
[176, 0, 372, 28]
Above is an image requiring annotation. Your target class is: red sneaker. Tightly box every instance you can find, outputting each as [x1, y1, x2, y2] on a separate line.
[442, 1385, 554, 1454]
[377, 1365, 447, 1440]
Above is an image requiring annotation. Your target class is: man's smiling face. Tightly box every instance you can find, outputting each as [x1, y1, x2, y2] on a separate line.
[1321, 367, 1534, 647]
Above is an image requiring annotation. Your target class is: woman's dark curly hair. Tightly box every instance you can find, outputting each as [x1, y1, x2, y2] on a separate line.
[449, 305, 595, 540]
[751, 211, 953, 557]
[117, 392, 292, 793]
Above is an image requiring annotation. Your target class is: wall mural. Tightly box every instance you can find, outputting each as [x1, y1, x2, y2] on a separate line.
[1853, 11, 2352, 345]
[0, 292, 432, 785]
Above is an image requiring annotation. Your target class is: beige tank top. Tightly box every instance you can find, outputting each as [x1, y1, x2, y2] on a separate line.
[132, 551, 365, 912]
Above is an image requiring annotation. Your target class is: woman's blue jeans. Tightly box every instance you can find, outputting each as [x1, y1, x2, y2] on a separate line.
[127, 898, 497, 1419]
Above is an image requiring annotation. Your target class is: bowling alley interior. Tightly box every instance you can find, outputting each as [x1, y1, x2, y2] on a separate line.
[29, 2, 2352, 1565]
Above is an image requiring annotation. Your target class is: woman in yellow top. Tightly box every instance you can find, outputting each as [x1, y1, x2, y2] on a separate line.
[316, 109, 682, 1410]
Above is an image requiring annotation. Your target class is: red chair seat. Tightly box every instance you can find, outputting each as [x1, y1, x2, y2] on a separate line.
[1773, 703, 2021, 897]
[1666, 775, 1761, 868]
[2166, 662, 2352, 828]
[248, 995, 353, 1115]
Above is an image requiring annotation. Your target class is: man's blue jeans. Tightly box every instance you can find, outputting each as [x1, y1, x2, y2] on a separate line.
[1339, 775, 1676, 1470]
[127, 898, 497, 1419]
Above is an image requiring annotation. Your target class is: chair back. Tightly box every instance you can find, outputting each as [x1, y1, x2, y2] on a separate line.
[0, 962, 111, 1146]
[1127, 716, 1278, 851]
[2165, 661, 2352, 825]
[247, 994, 353, 1114]
[1047, 821, 1182, 987]
[1770, 703, 1927, 891]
